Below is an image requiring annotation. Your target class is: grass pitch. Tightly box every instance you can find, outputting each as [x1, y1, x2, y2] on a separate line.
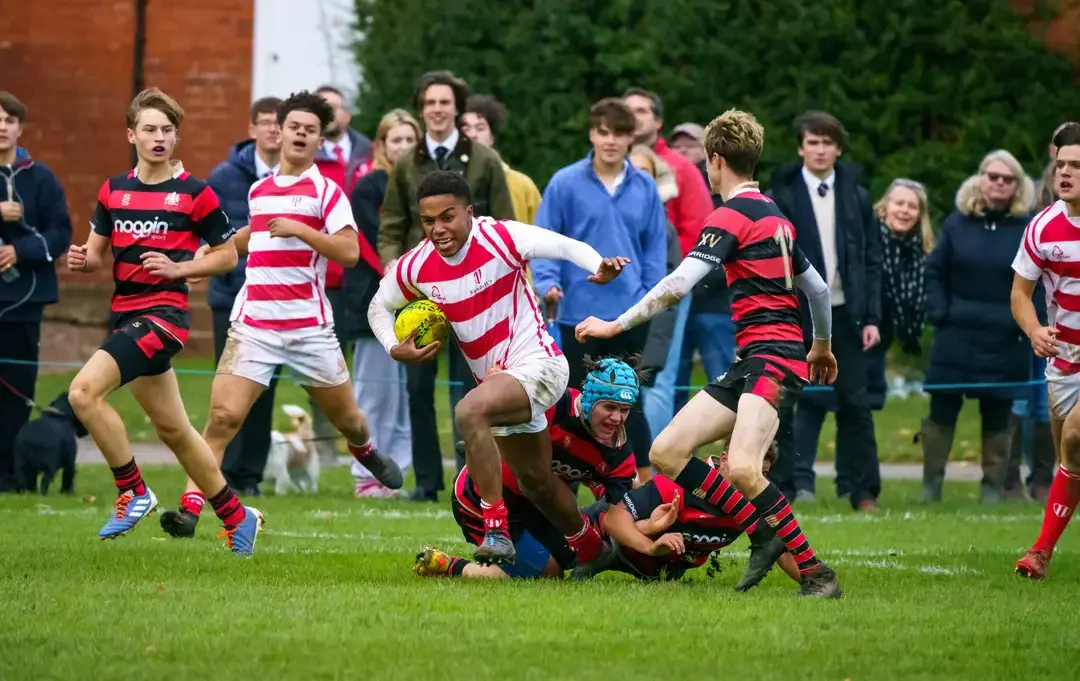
[1, 465, 1076, 681]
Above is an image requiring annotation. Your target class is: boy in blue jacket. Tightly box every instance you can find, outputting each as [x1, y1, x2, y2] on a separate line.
[0, 91, 72, 492]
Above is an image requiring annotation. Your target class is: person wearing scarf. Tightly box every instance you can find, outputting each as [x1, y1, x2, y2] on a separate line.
[791, 179, 932, 506]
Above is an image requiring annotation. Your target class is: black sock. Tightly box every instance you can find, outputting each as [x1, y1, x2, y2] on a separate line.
[449, 557, 470, 577]
[674, 457, 736, 512]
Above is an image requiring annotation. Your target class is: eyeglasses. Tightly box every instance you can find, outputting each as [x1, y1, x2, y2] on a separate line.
[984, 171, 1017, 185]
[254, 119, 280, 130]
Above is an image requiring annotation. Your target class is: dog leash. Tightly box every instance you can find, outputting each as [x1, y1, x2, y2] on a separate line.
[0, 373, 48, 412]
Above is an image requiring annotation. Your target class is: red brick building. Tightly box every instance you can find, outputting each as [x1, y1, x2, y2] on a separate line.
[1, 0, 255, 358]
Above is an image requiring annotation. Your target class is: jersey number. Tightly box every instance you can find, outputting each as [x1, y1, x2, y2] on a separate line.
[774, 224, 795, 290]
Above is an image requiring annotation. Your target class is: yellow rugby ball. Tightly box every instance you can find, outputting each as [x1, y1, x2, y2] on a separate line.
[394, 299, 450, 348]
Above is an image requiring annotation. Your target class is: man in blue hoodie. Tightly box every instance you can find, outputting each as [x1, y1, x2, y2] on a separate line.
[0, 91, 72, 492]
[532, 97, 667, 462]
[199, 96, 282, 498]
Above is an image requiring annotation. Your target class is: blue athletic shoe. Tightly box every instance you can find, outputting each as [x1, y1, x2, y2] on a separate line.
[217, 506, 264, 556]
[99, 488, 158, 540]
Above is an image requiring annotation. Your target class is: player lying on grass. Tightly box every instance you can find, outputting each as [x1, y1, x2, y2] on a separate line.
[575, 109, 842, 597]
[369, 170, 629, 568]
[66, 88, 262, 554]
[573, 445, 799, 585]
[158, 92, 404, 542]
[1011, 121, 1080, 579]
[414, 357, 641, 580]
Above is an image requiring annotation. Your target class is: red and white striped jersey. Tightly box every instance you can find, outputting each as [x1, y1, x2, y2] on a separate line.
[385, 217, 566, 381]
[231, 165, 355, 330]
[1013, 200, 1080, 374]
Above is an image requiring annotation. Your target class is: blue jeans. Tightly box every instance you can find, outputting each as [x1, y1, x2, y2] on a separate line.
[673, 311, 737, 414]
[643, 295, 692, 438]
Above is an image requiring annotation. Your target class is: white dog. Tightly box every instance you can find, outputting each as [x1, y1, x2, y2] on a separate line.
[264, 404, 320, 495]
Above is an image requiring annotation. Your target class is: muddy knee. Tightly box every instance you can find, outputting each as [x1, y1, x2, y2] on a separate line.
[205, 404, 245, 441]
[454, 397, 489, 435]
[649, 432, 690, 478]
[726, 462, 762, 491]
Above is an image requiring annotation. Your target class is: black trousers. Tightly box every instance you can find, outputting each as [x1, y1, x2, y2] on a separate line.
[560, 321, 653, 463]
[776, 306, 880, 508]
[0, 321, 41, 491]
[930, 392, 1011, 432]
[212, 309, 279, 490]
[408, 342, 472, 493]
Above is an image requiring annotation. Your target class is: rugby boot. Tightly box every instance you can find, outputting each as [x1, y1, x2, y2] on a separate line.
[919, 419, 954, 502]
[568, 541, 620, 581]
[348, 443, 405, 490]
[734, 527, 785, 592]
[99, 488, 158, 539]
[474, 527, 516, 565]
[798, 562, 842, 598]
[1015, 548, 1051, 579]
[414, 547, 455, 577]
[217, 506, 264, 556]
[980, 429, 1011, 504]
[159, 508, 199, 538]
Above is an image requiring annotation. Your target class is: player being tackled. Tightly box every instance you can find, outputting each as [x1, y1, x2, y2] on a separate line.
[1010, 121, 1080, 579]
[575, 109, 842, 597]
[369, 171, 628, 569]
[416, 357, 641, 580]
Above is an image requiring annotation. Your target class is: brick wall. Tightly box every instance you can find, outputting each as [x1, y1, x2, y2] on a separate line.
[1009, 0, 1080, 64]
[0, 0, 254, 357]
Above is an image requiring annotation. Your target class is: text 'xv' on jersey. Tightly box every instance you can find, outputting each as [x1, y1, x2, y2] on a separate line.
[91, 169, 233, 343]
[686, 191, 811, 381]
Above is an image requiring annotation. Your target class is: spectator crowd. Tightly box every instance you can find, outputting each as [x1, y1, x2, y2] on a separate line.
[0, 75, 1072, 511]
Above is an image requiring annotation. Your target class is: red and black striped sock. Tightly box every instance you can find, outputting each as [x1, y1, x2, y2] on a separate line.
[748, 483, 820, 574]
[449, 557, 470, 577]
[208, 486, 246, 529]
[110, 458, 146, 495]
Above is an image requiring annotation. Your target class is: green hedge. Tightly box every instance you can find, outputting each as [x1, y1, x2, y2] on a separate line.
[354, 0, 1080, 223]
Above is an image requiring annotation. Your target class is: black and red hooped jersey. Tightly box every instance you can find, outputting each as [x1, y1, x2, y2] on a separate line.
[90, 168, 234, 342]
[687, 191, 812, 382]
[504, 388, 636, 503]
[618, 473, 758, 575]
[454, 388, 636, 530]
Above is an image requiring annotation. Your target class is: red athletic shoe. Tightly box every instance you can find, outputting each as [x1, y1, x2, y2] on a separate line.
[1015, 548, 1052, 579]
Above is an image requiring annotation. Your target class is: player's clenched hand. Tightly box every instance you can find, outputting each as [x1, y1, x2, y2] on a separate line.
[67, 245, 89, 272]
[588, 256, 630, 285]
[268, 217, 306, 239]
[644, 491, 680, 534]
[575, 316, 621, 342]
[807, 339, 838, 385]
[650, 532, 685, 556]
[140, 251, 182, 279]
[1030, 326, 1060, 358]
[390, 330, 441, 365]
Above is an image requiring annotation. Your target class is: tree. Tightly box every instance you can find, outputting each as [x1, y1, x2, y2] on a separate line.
[354, 0, 1080, 222]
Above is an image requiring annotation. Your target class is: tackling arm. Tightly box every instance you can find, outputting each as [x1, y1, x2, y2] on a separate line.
[602, 503, 663, 555]
[615, 257, 713, 332]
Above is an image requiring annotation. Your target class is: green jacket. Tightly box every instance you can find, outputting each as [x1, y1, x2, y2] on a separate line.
[377, 135, 515, 263]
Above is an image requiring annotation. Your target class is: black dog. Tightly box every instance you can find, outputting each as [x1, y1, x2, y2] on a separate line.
[13, 392, 88, 495]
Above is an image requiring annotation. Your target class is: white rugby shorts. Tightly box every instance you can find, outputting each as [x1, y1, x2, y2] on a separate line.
[490, 354, 570, 436]
[217, 321, 350, 389]
[1046, 363, 1080, 421]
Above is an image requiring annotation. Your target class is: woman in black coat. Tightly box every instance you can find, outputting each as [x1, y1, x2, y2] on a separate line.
[341, 109, 421, 498]
[921, 150, 1035, 503]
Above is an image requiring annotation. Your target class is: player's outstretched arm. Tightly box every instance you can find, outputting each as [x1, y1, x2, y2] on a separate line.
[66, 232, 110, 274]
[504, 220, 629, 283]
[575, 257, 712, 342]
